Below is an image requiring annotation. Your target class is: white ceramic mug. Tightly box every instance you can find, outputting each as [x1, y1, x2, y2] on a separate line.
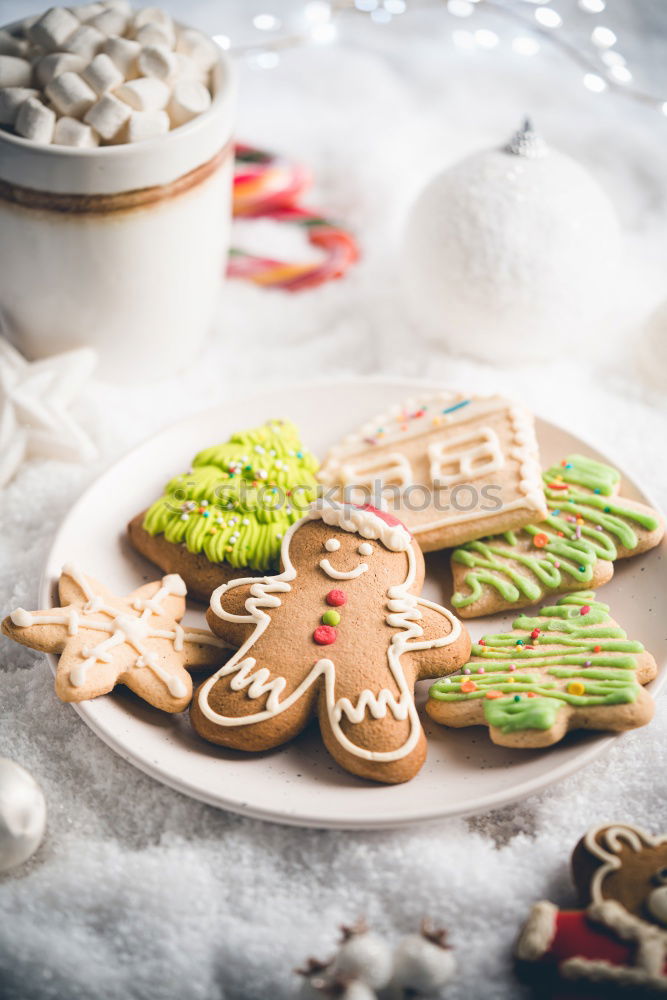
[0, 37, 236, 383]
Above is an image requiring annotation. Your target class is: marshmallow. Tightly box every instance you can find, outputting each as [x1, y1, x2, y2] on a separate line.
[70, 3, 105, 20]
[134, 22, 173, 49]
[81, 52, 123, 94]
[173, 52, 207, 82]
[0, 30, 28, 58]
[45, 70, 96, 117]
[61, 24, 106, 60]
[116, 76, 169, 111]
[53, 114, 99, 146]
[133, 7, 174, 32]
[125, 108, 168, 142]
[0, 56, 32, 88]
[137, 43, 176, 81]
[175, 28, 219, 72]
[83, 91, 130, 140]
[15, 96, 55, 143]
[28, 7, 79, 51]
[103, 0, 132, 14]
[0, 86, 39, 125]
[35, 52, 87, 86]
[86, 8, 129, 37]
[168, 78, 210, 128]
[102, 35, 140, 77]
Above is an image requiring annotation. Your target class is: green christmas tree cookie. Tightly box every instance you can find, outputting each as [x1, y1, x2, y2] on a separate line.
[449, 454, 663, 618]
[129, 420, 319, 600]
[426, 591, 657, 748]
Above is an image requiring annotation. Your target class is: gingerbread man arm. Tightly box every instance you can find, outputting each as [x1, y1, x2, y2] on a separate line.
[207, 578, 266, 647]
[404, 598, 471, 680]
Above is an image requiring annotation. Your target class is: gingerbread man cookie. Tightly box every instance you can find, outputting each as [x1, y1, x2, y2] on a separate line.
[516, 824, 667, 995]
[427, 591, 656, 748]
[190, 503, 471, 784]
[2, 565, 229, 712]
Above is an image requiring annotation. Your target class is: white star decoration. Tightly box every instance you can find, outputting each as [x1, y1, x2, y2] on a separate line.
[0, 338, 98, 487]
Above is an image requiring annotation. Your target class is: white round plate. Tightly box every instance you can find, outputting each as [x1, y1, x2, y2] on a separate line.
[41, 378, 667, 829]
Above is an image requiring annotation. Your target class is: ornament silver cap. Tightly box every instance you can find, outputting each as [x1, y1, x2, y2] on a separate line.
[503, 117, 548, 159]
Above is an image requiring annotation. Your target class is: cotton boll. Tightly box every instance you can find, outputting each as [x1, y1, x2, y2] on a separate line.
[332, 929, 393, 989]
[0, 758, 46, 874]
[401, 120, 620, 362]
[339, 982, 377, 1000]
[390, 931, 456, 993]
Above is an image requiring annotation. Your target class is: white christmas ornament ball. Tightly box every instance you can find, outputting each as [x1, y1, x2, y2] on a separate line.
[401, 120, 620, 361]
[0, 758, 46, 873]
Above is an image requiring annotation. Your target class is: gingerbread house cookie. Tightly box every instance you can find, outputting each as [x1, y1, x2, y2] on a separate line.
[318, 393, 547, 551]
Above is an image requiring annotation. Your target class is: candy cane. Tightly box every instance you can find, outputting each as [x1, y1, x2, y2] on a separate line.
[228, 144, 359, 292]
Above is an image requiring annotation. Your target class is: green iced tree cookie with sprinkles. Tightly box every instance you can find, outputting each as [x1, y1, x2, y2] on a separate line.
[449, 454, 664, 618]
[426, 592, 657, 749]
[129, 420, 319, 601]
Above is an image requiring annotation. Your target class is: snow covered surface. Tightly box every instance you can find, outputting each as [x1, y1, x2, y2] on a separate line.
[0, 2, 666, 997]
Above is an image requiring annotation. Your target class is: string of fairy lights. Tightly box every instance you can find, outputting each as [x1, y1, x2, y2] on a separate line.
[212, 0, 667, 115]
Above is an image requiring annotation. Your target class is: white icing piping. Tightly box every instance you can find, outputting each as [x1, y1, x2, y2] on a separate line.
[10, 565, 226, 700]
[203, 514, 462, 763]
[319, 558, 368, 580]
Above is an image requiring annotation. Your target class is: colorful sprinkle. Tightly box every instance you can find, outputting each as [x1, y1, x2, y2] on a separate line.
[463, 667, 472, 675]
[508, 664, 517, 672]
[533, 533, 549, 548]
[322, 610, 340, 626]
[461, 680, 478, 693]
[580, 605, 591, 615]
[314, 625, 337, 646]
[442, 399, 471, 415]
[513, 694, 521, 702]
[567, 681, 586, 696]
[476, 666, 485, 674]
[326, 589, 347, 607]
[530, 629, 540, 640]
[594, 645, 602, 653]
[485, 690, 504, 700]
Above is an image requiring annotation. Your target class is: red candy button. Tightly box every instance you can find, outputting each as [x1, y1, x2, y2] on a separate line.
[326, 589, 347, 607]
[314, 625, 337, 645]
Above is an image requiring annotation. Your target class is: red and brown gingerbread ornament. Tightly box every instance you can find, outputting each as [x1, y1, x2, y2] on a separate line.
[516, 823, 667, 995]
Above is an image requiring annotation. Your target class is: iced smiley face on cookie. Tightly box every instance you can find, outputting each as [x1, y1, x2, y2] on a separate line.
[190, 503, 471, 784]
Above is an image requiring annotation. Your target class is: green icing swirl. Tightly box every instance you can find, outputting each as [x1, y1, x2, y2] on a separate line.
[429, 591, 643, 732]
[451, 454, 660, 609]
[142, 419, 319, 572]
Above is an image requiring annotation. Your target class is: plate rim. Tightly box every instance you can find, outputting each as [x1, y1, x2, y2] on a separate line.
[38, 375, 667, 830]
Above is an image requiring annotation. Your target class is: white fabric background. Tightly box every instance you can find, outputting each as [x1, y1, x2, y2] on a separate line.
[0, 2, 666, 998]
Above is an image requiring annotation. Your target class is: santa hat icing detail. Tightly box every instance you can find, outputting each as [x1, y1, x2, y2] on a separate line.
[307, 502, 412, 552]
